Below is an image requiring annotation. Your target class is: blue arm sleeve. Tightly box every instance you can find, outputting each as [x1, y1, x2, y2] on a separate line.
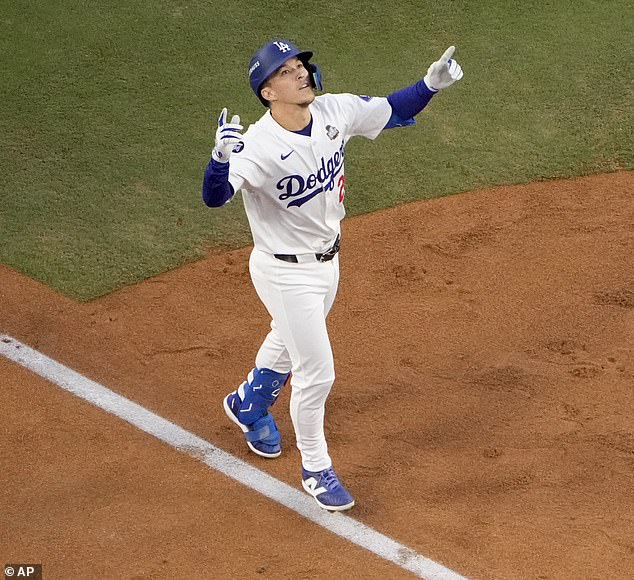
[202, 159, 235, 207]
[385, 79, 436, 129]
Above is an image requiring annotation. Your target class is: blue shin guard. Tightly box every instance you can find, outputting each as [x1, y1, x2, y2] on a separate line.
[223, 368, 290, 458]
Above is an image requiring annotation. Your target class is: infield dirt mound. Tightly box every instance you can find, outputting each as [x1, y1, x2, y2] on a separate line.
[1, 171, 633, 579]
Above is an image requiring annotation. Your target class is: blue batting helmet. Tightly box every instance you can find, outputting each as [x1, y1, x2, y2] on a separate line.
[248, 39, 323, 106]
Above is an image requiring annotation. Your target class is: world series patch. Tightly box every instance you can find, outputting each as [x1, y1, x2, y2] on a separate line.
[325, 125, 340, 140]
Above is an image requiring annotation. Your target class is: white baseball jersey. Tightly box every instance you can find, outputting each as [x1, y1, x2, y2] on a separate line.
[228, 93, 392, 254]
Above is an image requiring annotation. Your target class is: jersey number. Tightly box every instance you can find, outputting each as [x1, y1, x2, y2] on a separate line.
[338, 175, 346, 203]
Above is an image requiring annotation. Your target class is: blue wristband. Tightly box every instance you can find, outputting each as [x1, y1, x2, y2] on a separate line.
[387, 78, 436, 121]
[202, 158, 235, 207]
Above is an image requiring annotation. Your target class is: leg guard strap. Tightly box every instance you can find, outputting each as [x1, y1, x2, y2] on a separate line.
[244, 413, 281, 446]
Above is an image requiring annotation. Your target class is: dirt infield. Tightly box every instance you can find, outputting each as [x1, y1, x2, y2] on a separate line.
[1, 171, 633, 579]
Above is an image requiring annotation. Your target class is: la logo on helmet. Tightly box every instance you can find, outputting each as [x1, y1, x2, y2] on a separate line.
[274, 41, 291, 53]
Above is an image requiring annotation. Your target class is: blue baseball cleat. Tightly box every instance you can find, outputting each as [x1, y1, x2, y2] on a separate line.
[223, 389, 282, 458]
[301, 466, 355, 511]
[223, 368, 290, 459]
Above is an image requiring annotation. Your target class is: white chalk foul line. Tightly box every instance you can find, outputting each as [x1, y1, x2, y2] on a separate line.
[0, 335, 467, 580]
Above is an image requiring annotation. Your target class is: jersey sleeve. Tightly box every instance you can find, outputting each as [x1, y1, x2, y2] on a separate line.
[327, 93, 392, 141]
[228, 156, 265, 194]
[227, 132, 267, 194]
[227, 162, 247, 194]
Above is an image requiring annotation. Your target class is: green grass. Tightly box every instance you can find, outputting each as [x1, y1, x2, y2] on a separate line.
[1, 0, 632, 300]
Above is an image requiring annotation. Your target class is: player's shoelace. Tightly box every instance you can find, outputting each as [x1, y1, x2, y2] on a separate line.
[321, 467, 341, 490]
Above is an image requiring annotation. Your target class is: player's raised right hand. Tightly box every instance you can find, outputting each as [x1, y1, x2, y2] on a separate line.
[423, 46, 463, 92]
[212, 108, 244, 163]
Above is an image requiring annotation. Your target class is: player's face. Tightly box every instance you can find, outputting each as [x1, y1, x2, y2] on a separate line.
[262, 57, 315, 106]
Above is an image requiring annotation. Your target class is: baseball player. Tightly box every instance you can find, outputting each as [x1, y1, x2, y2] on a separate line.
[202, 39, 462, 511]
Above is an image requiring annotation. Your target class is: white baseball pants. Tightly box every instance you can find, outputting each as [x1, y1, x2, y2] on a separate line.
[249, 248, 340, 472]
